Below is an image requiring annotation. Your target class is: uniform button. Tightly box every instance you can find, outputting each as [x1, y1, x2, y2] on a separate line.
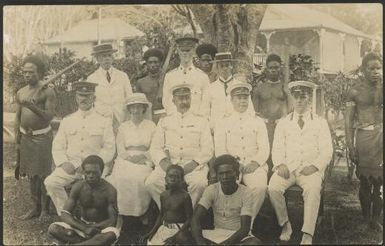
[240, 127, 243, 130]
[241, 137, 244, 140]
[180, 136, 183, 139]
[242, 146, 245, 150]
[80, 150, 84, 153]
[81, 138, 84, 141]
[181, 126, 184, 128]
[82, 126, 85, 129]
[180, 147, 183, 150]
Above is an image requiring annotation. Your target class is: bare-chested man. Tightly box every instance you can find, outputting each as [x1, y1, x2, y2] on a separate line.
[251, 54, 290, 176]
[144, 165, 193, 245]
[48, 155, 120, 245]
[15, 55, 56, 220]
[345, 52, 383, 231]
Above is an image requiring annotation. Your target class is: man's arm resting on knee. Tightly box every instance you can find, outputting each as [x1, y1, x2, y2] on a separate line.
[94, 187, 118, 229]
[61, 182, 91, 232]
[191, 205, 216, 245]
[219, 215, 252, 245]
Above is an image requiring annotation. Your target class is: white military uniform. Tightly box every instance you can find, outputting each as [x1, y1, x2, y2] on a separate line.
[162, 65, 210, 116]
[214, 106, 270, 220]
[268, 111, 333, 236]
[45, 108, 116, 215]
[87, 66, 133, 125]
[201, 77, 255, 130]
[145, 110, 213, 208]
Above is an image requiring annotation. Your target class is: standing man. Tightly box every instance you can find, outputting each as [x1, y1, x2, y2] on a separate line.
[268, 81, 333, 244]
[44, 81, 115, 216]
[251, 54, 291, 176]
[196, 43, 218, 83]
[15, 55, 57, 220]
[191, 155, 262, 245]
[136, 48, 164, 123]
[215, 82, 270, 222]
[162, 34, 210, 116]
[345, 52, 383, 231]
[87, 44, 133, 133]
[146, 83, 213, 209]
[201, 52, 255, 131]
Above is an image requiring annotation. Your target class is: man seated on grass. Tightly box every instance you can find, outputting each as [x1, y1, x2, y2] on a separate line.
[191, 154, 262, 245]
[47, 155, 121, 245]
[144, 165, 194, 245]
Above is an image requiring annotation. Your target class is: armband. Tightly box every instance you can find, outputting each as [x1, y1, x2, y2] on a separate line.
[346, 101, 356, 107]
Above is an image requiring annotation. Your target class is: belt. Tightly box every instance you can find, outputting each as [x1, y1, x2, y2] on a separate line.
[20, 125, 51, 136]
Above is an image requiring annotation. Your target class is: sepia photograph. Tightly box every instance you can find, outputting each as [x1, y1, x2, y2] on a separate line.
[2, 3, 383, 245]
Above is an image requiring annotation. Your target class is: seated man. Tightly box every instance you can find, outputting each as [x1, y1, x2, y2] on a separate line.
[48, 155, 121, 245]
[191, 154, 262, 245]
[144, 165, 193, 245]
[268, 81, 333, 245]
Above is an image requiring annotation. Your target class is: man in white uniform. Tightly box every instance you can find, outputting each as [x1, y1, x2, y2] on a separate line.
[162, 34, 210, 116]
[87, 44, 133, 133]
[146, 83, 213, 209]
[268, 81, 333, 244]
[201, 52, 254, 131]
[215, 82, 270, 222]
[44, 81, 116, 216]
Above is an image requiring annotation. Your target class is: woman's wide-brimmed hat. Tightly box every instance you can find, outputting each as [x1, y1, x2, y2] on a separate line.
[125, 93, 152, 107]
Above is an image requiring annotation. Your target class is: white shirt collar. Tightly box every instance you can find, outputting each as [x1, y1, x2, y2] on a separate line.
[100, 66, 114, 74]
[77, 107, 94, 118]
[292, 110, 311, 121]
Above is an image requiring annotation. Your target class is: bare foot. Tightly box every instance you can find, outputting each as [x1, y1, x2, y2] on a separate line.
[279, 221, 292, 241]
[300, 233, 313, 245]
[370, 220, 383, 232]
[19, 208, 40, 220]
[39, 211, 51, 222]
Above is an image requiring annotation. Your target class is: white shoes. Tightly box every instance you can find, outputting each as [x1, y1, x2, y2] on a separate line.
[300, 233, 313, 245]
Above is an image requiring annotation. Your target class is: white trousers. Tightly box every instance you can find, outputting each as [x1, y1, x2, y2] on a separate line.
[242, 167, 268, 220]
[44, 167, 82, 215]
[145, 165, 208, 209]
[268, 171, 322, 236]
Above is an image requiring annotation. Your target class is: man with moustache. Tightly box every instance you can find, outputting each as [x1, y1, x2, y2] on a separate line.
[44, 81, 115, 216]
[15, 55, 57, 220]
[268, 81, 333, 244]
[251, 54, 290, 176]
[162, 34, 210, 116]
[146, 83, 213, 210]
[87, 44, 133, 133]
[345, 52, 383, 231]
[215, 82, 270, 224]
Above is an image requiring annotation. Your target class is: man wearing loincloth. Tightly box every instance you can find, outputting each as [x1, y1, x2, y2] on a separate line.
[14, 55, 57, 220]
[251, 54, 290, 177]
[48, 155, 121, 245]
[345, 52, 383, 231]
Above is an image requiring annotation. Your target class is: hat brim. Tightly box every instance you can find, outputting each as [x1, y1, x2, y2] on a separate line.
[125, 101, 151, 107]
[76, 91, 95, 95]
[92, 49, 118, 55]
[176, 37, 199, 44]
[210, 59, 242, 64]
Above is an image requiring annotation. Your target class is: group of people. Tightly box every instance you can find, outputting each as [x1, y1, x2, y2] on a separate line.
[14, 31, 382, 245]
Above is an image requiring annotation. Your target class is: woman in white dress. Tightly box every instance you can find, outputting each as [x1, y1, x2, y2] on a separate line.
[108, 93, 156, 217]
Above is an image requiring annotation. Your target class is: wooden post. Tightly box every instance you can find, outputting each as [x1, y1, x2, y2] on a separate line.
[282, 37, 292, 113]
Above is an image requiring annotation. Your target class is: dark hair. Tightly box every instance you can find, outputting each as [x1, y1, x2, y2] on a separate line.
[266, 54, 282, 65]
[126, 103, 148, 114]
[361, 52, 382, 69]
[81, 155, 104, 173]
[23, 55, 46, 78]
[213, 154, 240, 176]
[165, 165, 188, 191]
[196, 43, 218, 59]
[143, 48, 164, 62]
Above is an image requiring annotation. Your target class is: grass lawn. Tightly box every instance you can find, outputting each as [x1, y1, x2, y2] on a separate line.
[3, 141, 383, 245]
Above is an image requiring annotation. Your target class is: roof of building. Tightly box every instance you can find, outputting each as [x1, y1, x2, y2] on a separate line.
[45, 18, 144, 44]
[260, 4, 377, 40]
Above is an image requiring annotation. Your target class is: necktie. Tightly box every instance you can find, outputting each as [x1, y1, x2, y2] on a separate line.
[298, 115, 304, 129]
[106, 71, 111, 83]
[220, 76, 233, 95]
